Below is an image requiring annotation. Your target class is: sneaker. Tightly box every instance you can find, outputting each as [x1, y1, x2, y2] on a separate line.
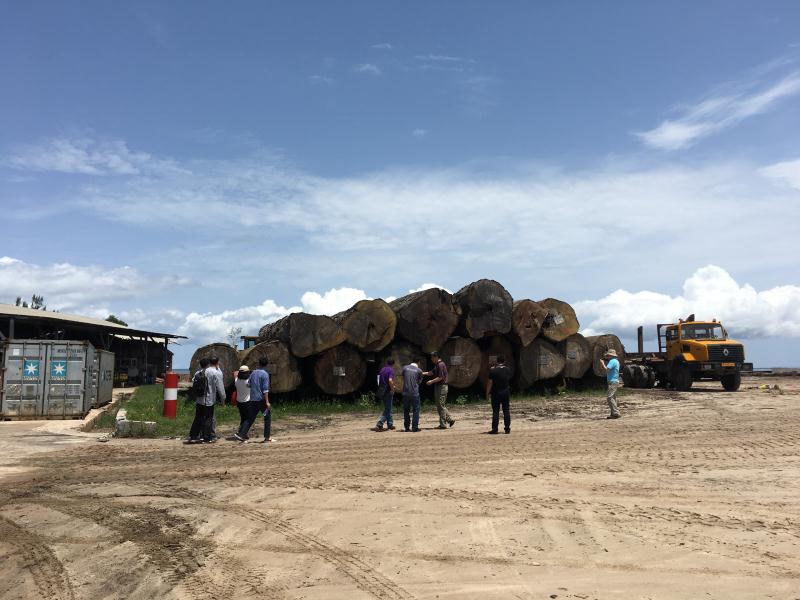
[504, 429, 511, 434]
[233, 433, 245, 442]
[374, 425, 385, 432]
[387, 425, 396, 430]
[449, 419, 456, 427]
[411, 428, 421, 432]
[436, 425, 448, 429]
[202, 438, 217, 444]
[607, 414, 621, 419]
[263, 437, 275, 443]
[184, 438, 201, 445]
[486, 430, 499, 435]
[403, 428, 410, 432]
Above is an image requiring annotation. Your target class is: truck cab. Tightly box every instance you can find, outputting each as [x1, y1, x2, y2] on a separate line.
[661, 318, 744, 391]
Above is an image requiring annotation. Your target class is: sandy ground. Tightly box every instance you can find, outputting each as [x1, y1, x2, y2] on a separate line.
[0, 376, 798, 600]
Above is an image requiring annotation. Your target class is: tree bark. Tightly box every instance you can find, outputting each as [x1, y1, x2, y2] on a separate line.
[559, 333, 592, 379]
[538, 298, 580, 342]
[189, 343, 239, 390]
[518, 338, 565, 387]
[439, 337, 481, 389]
[454, 279, 513, 339]
[238, 340, 302, 393]
[259, 313, 345, 358]
[378, 340, 428, 394]
[389, 288, 462, 353]
[332, 299, 396, 352]
[478, 335, 516, 387]
[511, 299, 548, 347]
[585, 334, 627, 377]
[313, 344, 367, 395]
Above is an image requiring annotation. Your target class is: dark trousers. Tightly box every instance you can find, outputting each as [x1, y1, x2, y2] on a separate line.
[403, 394, 420, 431]
[237, 402, 262, 439]
[189, 404, 215, 441]
[491, 391, 510, 433]
[263, 408, 272, 440]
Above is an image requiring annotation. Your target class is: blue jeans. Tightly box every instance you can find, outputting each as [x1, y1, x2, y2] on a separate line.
[237, 401, 261, 439]
[403, 394, 420, 431]
[376, 388, 394, 428]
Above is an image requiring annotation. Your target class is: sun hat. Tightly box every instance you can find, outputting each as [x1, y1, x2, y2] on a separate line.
[604, 349, 618, 357]
[238, 365, 250, 372]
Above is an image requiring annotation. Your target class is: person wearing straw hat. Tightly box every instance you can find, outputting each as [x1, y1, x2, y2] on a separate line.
[600, 349, 621, 419]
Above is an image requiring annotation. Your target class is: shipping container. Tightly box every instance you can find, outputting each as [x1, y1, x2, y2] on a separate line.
[0, 340, 99, 419]
[95, 349, 115, 406]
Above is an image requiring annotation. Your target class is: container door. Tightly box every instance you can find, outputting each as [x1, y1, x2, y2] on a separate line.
[96, 351, 115, 406]
[45, 342, 89, 417]
[1, 341, 46, 417]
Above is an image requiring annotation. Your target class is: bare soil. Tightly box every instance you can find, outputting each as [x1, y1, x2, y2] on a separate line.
[1, 376, 799, 599]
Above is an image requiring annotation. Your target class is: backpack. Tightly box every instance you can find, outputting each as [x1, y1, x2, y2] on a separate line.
[191, 369, 208, 397]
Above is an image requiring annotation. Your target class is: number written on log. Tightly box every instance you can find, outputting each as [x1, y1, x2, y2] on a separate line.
[538, 356, 552, 366]
[450, 355, 464, 366]
[333, 366, 346, 377]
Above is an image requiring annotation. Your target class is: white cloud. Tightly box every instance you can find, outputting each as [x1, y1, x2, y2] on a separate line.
[354, 63, 381, 76]
[5, 136, 175, 175]
[372, 43, 393, 50]
[0, 256, 190, 312]
[414, 54, 473, 63]
[412, 128, 428, 137]
[760, 158, 800, 190]
[636, 70, 800, 150]
[576, 265, 800, 339]
[300, 287, 369, 315]
[408, 283, 452, 294]
[308, 75, 334, 85]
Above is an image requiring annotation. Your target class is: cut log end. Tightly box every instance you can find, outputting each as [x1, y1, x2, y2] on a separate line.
[454, 279, 513, 339]
[313, 345, 367, 395]
[439, 337, 481, 389]
[511, 299, 548, 347]
[538, 298, 580, 343]
[189, 343, 239, 389]
[238, 340, 302, 393]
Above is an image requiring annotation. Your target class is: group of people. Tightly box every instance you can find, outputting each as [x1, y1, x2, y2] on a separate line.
[186, 355, 274, 444]
[374, 346, 622, 433]
[187, 346, 622, 444]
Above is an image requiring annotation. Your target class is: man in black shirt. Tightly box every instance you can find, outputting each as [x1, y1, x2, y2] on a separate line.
[486, 355, 512, 434]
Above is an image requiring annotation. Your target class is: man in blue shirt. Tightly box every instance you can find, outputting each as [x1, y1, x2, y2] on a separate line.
[600, 349, 621, 419]
[249, 357, 274, 442]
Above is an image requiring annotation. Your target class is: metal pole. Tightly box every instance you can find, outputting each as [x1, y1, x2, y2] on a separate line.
[637, 326, 644, 354]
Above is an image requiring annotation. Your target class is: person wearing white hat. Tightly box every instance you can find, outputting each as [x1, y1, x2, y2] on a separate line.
[233, 365, 256, 442]
[600, 349, 621, 419]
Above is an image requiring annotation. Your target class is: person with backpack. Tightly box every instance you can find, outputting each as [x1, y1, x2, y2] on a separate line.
[248, 357, 274, 443]
[186, 355, 226, 443]
[485, 354, 513, 434]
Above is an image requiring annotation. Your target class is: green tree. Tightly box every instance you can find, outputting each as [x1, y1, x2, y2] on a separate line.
[106, 315, 129, 326]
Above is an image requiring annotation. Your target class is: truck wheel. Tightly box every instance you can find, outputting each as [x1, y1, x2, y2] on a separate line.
[645, 367, 656, 388]
[633, 365, 647, 388]
[721, 372, 741, 392]
[671, 364, 693, 391]
[623, 365, 637, 387]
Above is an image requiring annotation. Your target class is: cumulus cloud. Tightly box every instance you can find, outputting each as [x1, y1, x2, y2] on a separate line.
[576, 265, 800, 339]
[408, 283, 452, 294]
[0, 256, 190, 312]
[636, 70, 800, 150]
[5, 136, 178, 175]
[354, 63, 381, 76]
[300, 287, 369, 315]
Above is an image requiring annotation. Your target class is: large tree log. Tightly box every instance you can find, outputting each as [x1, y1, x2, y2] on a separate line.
[454, 279, 513, 339]
[538, 298, 580, 342]
[332, 299, 396, 352]
[559, 333, 592, 379]
[313, 344, 367, 395]
[511, 299, 548, 347]
[389, 288, 462, 353]
[585, 334, 627, 377]
[478, 335, 516, 387]
[439, 337, 481, 389]
[378, 340, 428, 394]
[238, 340, 302, 393]
[189, 343, 239, 389]
[259, 313, 345, 358]
[518, 338, 565, 387]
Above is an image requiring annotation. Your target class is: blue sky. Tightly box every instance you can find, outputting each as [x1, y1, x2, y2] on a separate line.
[2, 1, 800, 367]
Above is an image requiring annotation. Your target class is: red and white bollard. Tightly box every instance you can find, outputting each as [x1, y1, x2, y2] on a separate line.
[163, 372, 179, 419]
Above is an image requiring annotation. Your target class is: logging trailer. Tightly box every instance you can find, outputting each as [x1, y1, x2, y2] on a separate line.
[624, 315, 745, 392]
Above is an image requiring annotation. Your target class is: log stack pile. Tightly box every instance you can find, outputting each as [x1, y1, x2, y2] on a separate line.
[190, 278, 625, 396]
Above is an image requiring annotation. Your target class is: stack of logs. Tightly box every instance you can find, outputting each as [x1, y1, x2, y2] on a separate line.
[190, 279, 625, 396]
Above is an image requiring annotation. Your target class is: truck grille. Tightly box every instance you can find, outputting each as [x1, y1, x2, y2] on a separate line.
[708, 345, 744, 362]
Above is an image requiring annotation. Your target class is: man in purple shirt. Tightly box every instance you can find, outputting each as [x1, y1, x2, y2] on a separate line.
[375, 358, 396, 431]
[424, 351, 455, 429]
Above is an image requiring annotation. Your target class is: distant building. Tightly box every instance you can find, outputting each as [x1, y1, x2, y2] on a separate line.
[0, 305, 185, 386]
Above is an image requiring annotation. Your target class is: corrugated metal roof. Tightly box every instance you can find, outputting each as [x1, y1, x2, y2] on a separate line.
[0, 304, 186, 339]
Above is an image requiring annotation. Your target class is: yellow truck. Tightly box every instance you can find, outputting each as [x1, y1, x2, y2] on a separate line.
[624, 315, 745, 391]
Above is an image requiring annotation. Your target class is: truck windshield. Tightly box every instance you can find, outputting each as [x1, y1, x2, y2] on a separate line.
[681, 324, 726, 340]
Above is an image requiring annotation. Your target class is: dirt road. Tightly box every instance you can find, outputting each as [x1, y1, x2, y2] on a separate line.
[1, 377, 798, 599]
